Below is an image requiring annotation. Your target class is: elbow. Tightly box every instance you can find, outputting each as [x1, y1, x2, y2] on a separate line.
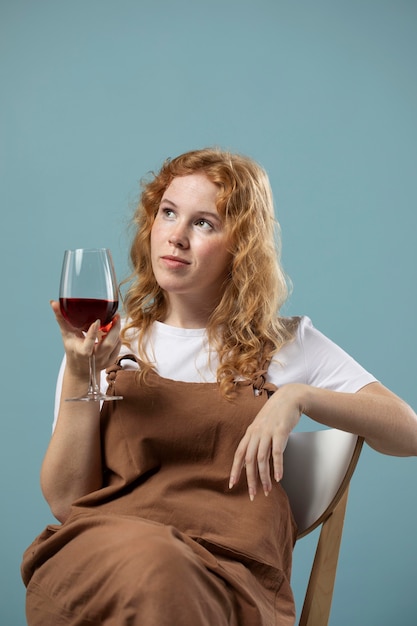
[50, 503, 72, 524]
[41, 476, 102, 524]
[401, 403, 417, 456]
[41, 488, 72, 524]
[41, 479, 73, 524]
[365, 438, 417, 457]
[367, 403, 417, 457]
[408, 430, 417, 457]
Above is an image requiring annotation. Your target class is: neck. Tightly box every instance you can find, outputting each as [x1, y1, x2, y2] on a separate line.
[162, 294, 216, 329]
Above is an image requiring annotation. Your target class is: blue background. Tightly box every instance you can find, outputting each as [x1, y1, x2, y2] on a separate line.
[1, 1, 416, 624]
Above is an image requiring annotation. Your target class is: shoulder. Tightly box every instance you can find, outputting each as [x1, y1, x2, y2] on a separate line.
[278, 315, 350, 355]
[266, 316, 309, 385]
[268, 316, 377, 391]
[276, 315, 315, 351]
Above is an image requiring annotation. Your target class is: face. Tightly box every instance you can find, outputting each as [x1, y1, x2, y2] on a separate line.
[150, 173, 232, 310]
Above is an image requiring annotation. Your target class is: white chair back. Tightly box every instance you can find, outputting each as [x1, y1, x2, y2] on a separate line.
[281, 429, 363, 626]
[282, 429, 362, 538]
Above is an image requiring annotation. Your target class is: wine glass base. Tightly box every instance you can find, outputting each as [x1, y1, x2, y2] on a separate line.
[65, 394, 123, 402]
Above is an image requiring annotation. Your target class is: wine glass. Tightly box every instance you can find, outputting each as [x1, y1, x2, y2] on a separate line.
[59, 248, 123, 402]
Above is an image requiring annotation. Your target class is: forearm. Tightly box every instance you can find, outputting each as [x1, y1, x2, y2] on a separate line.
[231, 380, 417, 501]
[300, 382, 417, 457]
[41, 370, 103, 522]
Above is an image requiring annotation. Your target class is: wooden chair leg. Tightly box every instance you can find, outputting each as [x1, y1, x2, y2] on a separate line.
[298, 487, 350, 626]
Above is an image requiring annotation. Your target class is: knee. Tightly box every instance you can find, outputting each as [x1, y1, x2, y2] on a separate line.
[135, 524, 197, 581]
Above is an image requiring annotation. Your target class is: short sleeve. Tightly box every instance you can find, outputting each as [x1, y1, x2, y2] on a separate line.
[267, 316, 377, 392]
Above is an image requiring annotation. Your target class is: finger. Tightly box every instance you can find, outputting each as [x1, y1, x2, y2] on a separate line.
[50, 299, 69, 327]
[98, 316, 121, 351]
[244, 438, 261, 501]
[50, 299, 83, 337]
[257, 438, 272, 496]
[99, 332, 122, 364]
[99, 313, 121, 336]
[229, 438, 248, 490]
[97, 315, 120, 343]
[82, 319, 101, 356]
[107, 339, 122, 364]
[272, 434, 287, 483]
[105, 314, 121, 339]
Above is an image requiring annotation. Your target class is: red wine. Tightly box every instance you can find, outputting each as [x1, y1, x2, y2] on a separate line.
[59, 298, 118, 331]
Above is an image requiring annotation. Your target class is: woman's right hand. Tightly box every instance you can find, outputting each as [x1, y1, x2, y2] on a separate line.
[50, 300, 122, 379]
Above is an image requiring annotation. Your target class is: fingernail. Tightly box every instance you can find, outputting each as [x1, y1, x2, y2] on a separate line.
[249, 493, 254, 502]
[229, 478, 234, 490]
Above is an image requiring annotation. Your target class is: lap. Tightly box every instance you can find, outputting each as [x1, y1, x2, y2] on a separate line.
[25, 514, 293, 626]
[26, 515, 235, 626]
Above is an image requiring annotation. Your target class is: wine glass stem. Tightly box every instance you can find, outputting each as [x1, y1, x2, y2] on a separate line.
[88, 354, 100, 397]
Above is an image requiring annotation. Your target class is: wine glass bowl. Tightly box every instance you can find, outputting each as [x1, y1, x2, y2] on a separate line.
[59, 297, 119, 333]
[59, 248, 123, 402]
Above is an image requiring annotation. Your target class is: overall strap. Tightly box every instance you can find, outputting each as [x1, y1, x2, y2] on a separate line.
[253, 342, 278, 396]
[105, 354, 142, 385]
[241, 367, 277, 396]
[238, 342, 278, 396]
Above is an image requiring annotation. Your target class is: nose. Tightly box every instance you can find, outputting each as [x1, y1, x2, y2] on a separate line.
[169, 226, 189, 249]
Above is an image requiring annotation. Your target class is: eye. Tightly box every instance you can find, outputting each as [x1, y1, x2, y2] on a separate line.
[195, 218, 213, 230]
[160, 207, 176, 219]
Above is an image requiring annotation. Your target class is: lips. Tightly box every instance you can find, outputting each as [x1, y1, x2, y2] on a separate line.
[161, 255, 191, 268]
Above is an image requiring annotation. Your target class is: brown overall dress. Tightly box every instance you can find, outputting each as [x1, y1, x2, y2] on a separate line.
[22, 356, 297, 625]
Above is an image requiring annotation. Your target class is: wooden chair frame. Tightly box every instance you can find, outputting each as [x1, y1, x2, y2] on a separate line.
[282, 429, 364, 626]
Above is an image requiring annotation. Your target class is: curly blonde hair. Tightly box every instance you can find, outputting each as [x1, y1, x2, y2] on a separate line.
[121, 147, 296, 397]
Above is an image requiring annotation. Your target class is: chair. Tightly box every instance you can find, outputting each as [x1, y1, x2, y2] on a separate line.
[281, 429, 364, 626]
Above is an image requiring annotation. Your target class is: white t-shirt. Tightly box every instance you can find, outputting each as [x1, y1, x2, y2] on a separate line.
[53, 316, 377, 427]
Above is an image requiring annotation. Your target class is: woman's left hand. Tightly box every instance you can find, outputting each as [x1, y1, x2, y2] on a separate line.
[229, 384, 307, 500]
[230, 380, 417, 501]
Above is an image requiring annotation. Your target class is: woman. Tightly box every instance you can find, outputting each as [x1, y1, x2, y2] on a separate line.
[22, 148, 417, 625]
